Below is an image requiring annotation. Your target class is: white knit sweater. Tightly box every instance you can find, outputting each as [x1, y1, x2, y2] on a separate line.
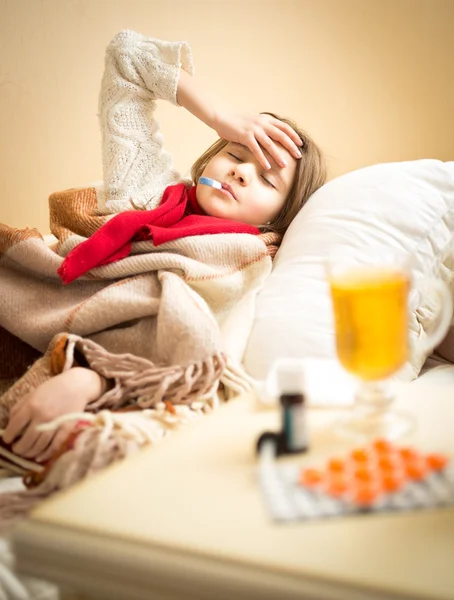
[97, 29, 194, 213]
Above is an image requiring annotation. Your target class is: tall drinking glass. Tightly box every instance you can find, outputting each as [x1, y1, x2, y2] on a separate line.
[327, 248, 452, 441]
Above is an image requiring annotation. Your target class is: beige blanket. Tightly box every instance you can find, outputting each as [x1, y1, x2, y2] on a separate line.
[0, 187, 278, 523]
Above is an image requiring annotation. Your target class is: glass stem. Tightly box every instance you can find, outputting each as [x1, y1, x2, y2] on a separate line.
[355, 380, 394, 415]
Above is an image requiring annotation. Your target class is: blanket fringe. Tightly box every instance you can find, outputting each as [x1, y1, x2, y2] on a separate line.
[220, 357, 255, 399]
[79, 340, 227, 410]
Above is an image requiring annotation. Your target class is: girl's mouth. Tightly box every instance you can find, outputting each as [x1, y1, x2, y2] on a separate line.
[221, 182, 236, 200]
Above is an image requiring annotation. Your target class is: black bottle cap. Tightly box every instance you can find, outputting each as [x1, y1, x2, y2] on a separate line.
[256, 431, 286, 457]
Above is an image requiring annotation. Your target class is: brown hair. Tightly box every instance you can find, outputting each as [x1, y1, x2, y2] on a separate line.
[190, 112, 327, 237]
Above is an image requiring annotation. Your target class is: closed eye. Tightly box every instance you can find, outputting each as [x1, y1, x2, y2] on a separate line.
[261, 174, 276, 189]
[228, 152, 243, 162]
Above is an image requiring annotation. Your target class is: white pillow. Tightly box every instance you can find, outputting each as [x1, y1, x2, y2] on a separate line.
[244, 159, 454, 381]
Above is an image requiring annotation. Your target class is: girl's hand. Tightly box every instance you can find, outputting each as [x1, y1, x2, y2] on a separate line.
[3, 367, 106, 463]
[176, 70, 302, 170]
[212, 112, 303, 170]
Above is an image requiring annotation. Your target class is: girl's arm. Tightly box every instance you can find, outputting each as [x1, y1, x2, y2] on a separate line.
[99, 29, 194, 213]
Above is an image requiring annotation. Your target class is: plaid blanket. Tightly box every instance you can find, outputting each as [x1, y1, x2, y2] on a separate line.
[0, 186, 278, 525]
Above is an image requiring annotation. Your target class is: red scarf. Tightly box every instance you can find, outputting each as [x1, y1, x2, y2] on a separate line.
[58, 183, 260, 284]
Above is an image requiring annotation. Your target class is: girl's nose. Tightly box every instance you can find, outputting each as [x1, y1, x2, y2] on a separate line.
[229, 165, 250, 185]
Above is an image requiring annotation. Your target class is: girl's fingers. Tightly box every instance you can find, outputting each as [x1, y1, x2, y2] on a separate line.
[3, 402, 31, 444]
[270, 117, 303, 147]
[12, 422, 40, 456]
[255, 131, 286, 168]
[245, 135, 271, 170]
[266, 123, 302, 159]
[37, 423, 74, 463]
[22, 429, 55, 459]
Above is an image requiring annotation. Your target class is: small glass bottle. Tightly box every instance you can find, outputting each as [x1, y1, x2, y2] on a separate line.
[277, 361, 309, 454]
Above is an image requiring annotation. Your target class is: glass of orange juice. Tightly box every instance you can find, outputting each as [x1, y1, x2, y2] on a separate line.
[327, 247, 452, 440]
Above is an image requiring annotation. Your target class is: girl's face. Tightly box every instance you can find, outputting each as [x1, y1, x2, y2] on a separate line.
[196, 142, 297, 226]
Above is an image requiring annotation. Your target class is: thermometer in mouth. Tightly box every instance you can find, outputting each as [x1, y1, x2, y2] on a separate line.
[198, 177, 222, 190]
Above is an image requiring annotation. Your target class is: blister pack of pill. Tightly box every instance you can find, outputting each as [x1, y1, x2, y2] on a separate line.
[258, 439, 454, 522]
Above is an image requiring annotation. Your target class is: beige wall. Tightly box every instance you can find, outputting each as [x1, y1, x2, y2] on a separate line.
[0, 0, 453, 232]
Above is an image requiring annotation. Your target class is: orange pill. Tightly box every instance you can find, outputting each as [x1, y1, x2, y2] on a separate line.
[300, 468, 323, 487]
[354, 466, 377, 483]
[327, 458, 347, 473]
[381, 470, 405, 492]
[351, 448, 374, 464]
[405, 458, 429, 481]
[426, 453, 449, 471]
[378, 455, 403, 474]
[372, 438, 395, 455]
[325, 474, 350, 498]
[350, 481, 382, 506]
[399, 447, 421, 463]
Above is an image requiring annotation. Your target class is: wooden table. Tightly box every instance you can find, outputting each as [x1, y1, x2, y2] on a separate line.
[12, 381, 454, 600]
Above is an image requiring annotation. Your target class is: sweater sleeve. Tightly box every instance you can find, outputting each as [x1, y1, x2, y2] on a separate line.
[97, 29, 194, 213]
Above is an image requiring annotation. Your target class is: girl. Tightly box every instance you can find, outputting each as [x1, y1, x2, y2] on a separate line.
[2, 30, 326, 463]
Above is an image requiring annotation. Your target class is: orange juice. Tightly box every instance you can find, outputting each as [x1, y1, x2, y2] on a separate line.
[329, 268, 409, 381]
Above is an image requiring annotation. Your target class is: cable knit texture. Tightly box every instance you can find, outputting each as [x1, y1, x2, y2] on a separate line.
[98, 29, 194, 212]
